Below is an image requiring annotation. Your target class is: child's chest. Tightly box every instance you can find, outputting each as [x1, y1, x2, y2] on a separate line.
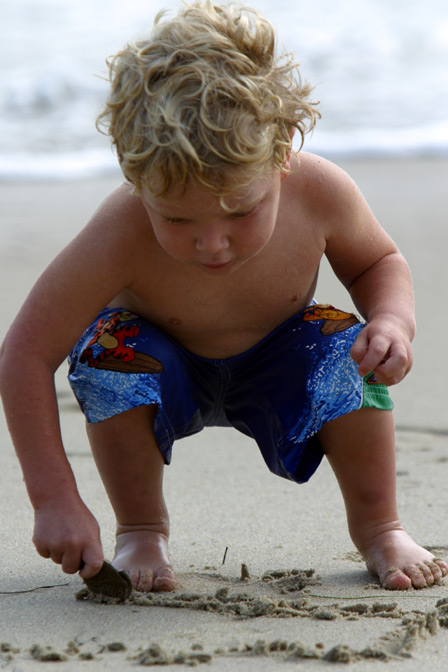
[112, 221, 324, 357]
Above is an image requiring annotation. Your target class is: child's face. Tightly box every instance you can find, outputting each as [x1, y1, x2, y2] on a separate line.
[141, 170, 284, 275]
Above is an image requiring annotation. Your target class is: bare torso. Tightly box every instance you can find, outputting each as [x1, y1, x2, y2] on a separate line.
[107, 155, 326, 357]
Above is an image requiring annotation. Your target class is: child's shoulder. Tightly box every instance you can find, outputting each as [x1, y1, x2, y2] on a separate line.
[293, 152, 356, 193]
[67, 182, 153, 273]
[79, 182, 154, 252]
[91, 182, 149, 232]
[287, 152, 366, 218]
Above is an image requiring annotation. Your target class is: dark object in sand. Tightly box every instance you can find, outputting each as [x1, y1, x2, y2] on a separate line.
[82, 561, 133, 601]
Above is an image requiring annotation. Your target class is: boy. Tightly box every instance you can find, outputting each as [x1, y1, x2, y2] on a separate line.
[0, 1, 446, 594]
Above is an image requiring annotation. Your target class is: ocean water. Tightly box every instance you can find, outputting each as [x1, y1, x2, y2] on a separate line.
[1, 0, 447, 180]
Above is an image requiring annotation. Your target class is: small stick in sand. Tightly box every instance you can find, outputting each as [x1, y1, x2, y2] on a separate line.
[241, 563, 251, 580]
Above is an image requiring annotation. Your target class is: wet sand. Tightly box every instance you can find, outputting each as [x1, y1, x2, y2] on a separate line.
[1, 157, 447, 669]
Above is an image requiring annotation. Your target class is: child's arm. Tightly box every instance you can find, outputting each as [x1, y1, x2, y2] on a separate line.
[345, 249, 415, 385]
[0, 348, 104, 579]
[0, 185, 141, 577]
[319, 160, 415, 386]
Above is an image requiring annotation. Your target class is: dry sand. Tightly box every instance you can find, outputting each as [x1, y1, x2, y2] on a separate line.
[1, 157, 447, 670]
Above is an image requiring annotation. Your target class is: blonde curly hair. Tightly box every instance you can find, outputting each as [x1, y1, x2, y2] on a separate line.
[97, 1, 320, 196]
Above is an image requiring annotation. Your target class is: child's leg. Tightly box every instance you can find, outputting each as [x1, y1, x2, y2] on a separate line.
[318, 407, 448, 589]
[86, 404, 177, 593]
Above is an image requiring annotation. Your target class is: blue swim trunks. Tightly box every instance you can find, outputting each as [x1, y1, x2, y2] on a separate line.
[68, 304, 393, 484]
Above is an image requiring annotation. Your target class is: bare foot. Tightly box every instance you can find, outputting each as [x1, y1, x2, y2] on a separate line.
[360, 527, 448, 590]
[112, 525, 177, 593]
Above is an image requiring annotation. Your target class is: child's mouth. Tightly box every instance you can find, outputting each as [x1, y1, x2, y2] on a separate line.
[200, 260, 231, 270]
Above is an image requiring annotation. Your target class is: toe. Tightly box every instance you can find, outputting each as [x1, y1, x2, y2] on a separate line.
[153, 566, 177, 592]
[418, 563, 435, 586]
[129, 568, 142, 590]
[426, 558, 447, 584]
[404, 565, 430, 589]
[381, 566, 412, 590]
[137, 568, 157, 593]
[433, 558, 448, 578]
[128, 567, 155, 592]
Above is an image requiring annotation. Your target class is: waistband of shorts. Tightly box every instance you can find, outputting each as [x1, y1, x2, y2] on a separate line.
[99, 302, 321, 366]
[90, 300, 362, 368]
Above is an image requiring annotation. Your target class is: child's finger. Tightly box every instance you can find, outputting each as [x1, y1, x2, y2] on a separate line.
[78, 548, 105, 579]
[350, 329, 369, 365]
[60, 549, 84, 576]
[355, 335, 392, 378]
[372, 342, 412, 385]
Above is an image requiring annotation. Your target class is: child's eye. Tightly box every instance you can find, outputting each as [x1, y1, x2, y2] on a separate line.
[164, 217, 188, 224]
[230, 206, 257, 219]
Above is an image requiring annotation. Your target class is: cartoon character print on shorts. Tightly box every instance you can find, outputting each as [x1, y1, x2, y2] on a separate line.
[80, 310, 164, 374]
[302, 304, 360, 334]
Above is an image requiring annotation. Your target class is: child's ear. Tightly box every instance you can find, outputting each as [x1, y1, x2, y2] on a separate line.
[282, 128, 295, 174]
[282, 151, 292, 173]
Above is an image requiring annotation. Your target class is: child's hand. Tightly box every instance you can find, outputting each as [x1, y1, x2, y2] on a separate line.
[32, 501, 104, 579]
[350, 317, 413, 386]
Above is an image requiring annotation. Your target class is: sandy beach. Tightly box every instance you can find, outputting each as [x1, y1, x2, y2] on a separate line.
[1, 157, 447, 669]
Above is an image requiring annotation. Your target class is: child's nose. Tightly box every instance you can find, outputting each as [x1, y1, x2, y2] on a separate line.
[195, 228, 230, 254]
